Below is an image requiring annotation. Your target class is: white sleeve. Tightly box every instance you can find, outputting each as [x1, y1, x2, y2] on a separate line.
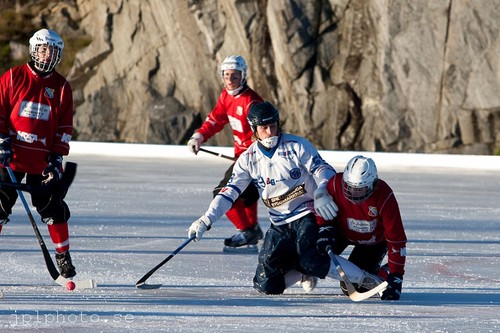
[204, 195, 233, 224]
[298, 138, 336, 188]
[203, 155, 253, 224]
[314, 162, 336, 189]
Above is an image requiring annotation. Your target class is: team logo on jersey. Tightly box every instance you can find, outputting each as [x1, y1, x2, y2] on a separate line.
[347, 218, 377, 234]
[16, 131, 47, 145]
[278, 149, 295, 159]
[18, 101, 50, 120]
[262, 184, 306, 208]
[266, 178, 276, 185]
[228, 115, 244, 132]
[392, 247, 406, 257]
[236, 106, 243, 116]
[44, 87, 55, 99]
[61, 132, 72, 143]
[289, 168, 301, 179]
[368, 206, 378, 217]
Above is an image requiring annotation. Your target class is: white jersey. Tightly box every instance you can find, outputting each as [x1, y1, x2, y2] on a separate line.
[204, 133, 336, 226]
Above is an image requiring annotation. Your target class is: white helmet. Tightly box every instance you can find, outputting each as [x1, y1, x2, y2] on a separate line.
[342, 155, 378, 203]
[29, 29, 64, 73]
[220, 55, 247, 86]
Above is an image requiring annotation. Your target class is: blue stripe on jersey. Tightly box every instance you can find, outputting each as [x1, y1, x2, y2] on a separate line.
[226, 184, 242, 195]
[217, 192, 235, 205]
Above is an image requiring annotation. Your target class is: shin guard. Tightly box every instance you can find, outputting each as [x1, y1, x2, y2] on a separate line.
[47, 222, 70, 253]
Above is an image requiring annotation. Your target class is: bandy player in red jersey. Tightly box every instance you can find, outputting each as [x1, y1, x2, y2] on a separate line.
[0, 29, 76, 278]
[187, 55, 264, 252]
[316, 155, 407, 300]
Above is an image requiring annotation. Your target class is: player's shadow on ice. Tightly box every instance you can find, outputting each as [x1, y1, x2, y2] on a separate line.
[402, 290, 500, 305]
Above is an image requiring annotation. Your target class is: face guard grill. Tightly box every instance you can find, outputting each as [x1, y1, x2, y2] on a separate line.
[30, 44, 63, 73]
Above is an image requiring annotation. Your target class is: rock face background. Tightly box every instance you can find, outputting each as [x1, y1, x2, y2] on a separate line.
[7, 0, 500, 154]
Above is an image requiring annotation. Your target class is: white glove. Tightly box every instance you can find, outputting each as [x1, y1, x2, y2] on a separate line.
[188, 215, 212, 241]
[187, 132, 204, 154]
[314, 187, 338, 220]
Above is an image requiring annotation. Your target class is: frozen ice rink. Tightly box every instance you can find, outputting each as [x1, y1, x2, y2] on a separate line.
[0, 143, 499, 332]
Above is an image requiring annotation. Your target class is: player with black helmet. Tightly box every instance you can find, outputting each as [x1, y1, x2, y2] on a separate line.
[188, 101, 346, 294]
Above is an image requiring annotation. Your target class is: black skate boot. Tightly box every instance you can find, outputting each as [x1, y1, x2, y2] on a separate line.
[55, 251, 76, 278]
[223, 224, 263, 253]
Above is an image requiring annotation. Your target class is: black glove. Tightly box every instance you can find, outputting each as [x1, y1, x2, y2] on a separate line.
[42, 154, 63, 189]
[0, 134, 12, 167]
[381, 273, 403, 300]
[316, 225, 336, 254]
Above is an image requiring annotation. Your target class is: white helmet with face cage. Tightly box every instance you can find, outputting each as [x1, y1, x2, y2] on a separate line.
[220, 55, 247, 86]
[29, 29, 64, 73]
[342, 155, 378, 203]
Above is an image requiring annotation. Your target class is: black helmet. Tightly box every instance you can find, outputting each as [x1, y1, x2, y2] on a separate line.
[247, 101, 279, 133]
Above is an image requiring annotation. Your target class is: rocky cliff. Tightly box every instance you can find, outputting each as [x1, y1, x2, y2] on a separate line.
[6, 0, 500, 154]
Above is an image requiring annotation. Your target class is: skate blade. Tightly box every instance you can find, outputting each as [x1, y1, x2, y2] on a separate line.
[223, 244, 259, 254]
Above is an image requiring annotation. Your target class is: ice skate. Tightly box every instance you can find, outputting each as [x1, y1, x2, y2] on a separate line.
[223, 224, 263, 253]
[299, 275, 318, 293]
[55, 251, 76, 278]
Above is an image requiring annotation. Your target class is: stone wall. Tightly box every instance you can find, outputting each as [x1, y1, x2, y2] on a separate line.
[12, 0, 500, 154]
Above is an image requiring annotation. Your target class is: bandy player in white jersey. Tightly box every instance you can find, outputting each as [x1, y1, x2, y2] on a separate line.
[188, 101, 386, 295]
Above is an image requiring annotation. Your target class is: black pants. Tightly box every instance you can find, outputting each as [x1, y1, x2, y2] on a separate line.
[253, 213, 330, 295]
[0, 169, 70, 224]
[330, 236, 387, 275]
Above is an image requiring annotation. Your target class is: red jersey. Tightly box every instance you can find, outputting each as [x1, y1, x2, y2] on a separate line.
[197, 86, 263, 158]
[325, 173, 407, 275]
[0, 64, 73, 174]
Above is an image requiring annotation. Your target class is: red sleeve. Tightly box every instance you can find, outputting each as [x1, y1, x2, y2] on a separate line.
[378, 180, 407, 275]
[196, 87, 263, 157]
[197, 90, 229, 141]
[0, 69, 12, 135]
[52, 80, 73, 156]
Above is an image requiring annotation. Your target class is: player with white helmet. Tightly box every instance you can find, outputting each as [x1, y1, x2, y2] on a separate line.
[219, 55, 247, 95]
[0, 28, 77, 279]
[186, 55, 264, 252]
[316, 155, 408, 300]
[342, 155, 378, 203]
[29, 28, 64, 73]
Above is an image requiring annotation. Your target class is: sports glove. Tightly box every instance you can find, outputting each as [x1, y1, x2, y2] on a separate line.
[316, 225, 336, 254]
[187, 132, 204, 154]
[188, 215, 212, 241]
[314, 187, 338, 220]
[0, 134, 12, 167]
[41, 154, 63, 189]
[381, 273, 403, 300]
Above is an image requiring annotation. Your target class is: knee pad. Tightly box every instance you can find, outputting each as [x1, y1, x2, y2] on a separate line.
[38, 198, 70, 224]
[0, 189, 16, 218]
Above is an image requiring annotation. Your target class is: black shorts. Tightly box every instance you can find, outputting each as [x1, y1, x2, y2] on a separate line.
[0, 169, 70, 223]
[252, 213, 330, 294]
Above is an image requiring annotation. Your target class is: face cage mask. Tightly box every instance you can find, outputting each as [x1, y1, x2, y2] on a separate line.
[259, 136, 279, 149]
[342, 180, 374, 204]
[30, 45, 62, 73]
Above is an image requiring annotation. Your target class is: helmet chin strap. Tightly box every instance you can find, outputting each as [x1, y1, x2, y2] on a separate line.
[225, 80, 246, 96]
